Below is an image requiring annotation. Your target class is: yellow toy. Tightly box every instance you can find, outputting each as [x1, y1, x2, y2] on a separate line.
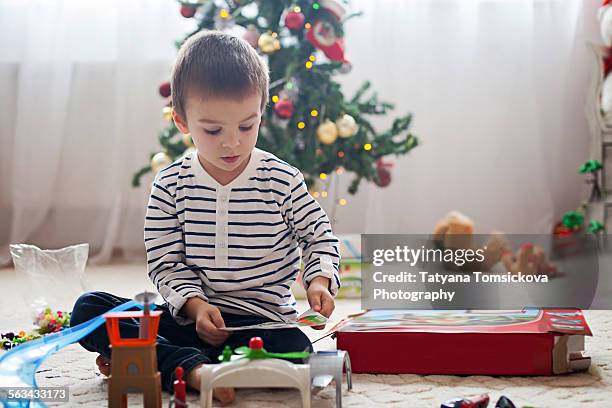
[433, 211, 510, 271]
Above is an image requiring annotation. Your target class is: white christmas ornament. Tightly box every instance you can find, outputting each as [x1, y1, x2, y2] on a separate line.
[600, 4, 612, 46]
[241, 2, 259, 19]
[336, 114, 358, 138]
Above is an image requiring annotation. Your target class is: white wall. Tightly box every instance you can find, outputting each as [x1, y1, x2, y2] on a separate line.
[326, 0, 600, 235]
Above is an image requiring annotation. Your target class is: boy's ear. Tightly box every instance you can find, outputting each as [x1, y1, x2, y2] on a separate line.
[172, 110, 190, 134]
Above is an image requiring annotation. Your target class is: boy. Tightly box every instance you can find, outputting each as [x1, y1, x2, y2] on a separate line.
[71, 31, 340, 405]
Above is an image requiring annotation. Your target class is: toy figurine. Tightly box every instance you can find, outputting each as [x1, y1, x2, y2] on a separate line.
[441, 394, 490, 408]
[168, 366, 187, 408]
[221, 345, 233, 362]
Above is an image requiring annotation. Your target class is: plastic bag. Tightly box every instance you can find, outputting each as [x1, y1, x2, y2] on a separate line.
[9, 243, 90, 313]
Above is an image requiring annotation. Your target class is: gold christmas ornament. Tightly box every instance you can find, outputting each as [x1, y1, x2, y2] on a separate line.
[258, 32, 281, 54]
[151, 152, 172, 173]
[336, 113, 358, 138]
[162, 107, 173, 122]
[182, 133, 193, 147]
[316, 119, 339, 145]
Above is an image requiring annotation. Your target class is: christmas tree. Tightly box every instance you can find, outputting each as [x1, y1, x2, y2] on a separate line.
[133, 0, 418, 196]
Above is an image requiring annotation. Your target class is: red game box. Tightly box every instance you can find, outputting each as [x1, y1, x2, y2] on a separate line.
[332, 309, 591, 375]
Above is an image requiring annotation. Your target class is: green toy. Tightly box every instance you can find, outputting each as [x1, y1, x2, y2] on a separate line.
[562, 210, 584, 230]
[588, 220, 605, 234]
[219, 337, 311, 362]
[579, 159, 603, 202]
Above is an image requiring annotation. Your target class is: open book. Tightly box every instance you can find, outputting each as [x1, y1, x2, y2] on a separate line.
[220, 309, 328, 331]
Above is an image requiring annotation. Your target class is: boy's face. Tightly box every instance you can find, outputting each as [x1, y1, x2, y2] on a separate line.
[173, 92, 262, 177]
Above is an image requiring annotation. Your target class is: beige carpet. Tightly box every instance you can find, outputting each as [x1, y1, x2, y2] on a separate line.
[1, 263, 612, 407]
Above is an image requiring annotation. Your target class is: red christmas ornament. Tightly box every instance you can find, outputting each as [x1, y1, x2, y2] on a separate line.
[375, 167, 391, 187]
[158, 81, 171, 98]
[285, 10, 305, 30]
[180, 4, 197, 18]
[374, 159, 393, 187]
[274, 99, 295, 119]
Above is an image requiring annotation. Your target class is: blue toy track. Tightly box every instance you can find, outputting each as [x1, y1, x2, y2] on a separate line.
[0, 300, 151, 407]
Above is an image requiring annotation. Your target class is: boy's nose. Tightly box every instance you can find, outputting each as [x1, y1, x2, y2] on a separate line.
[223, 133, 241, 148]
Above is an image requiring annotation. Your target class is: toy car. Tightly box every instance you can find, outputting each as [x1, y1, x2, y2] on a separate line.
[441, 394, 490, 408]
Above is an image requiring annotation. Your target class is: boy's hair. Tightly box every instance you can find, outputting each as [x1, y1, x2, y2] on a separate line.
[171, 30, 270, 119]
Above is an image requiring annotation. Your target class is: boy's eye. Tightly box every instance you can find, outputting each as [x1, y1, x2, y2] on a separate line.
[239, 125, 254, 132]
[204, 128, 221, 135]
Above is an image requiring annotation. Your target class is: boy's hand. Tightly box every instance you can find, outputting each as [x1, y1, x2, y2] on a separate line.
[183, 297, 229, 346]
[195, 302, 230, 346]
[306, 276, 335, 330]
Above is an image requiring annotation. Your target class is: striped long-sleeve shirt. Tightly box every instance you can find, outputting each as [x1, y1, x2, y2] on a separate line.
[144, 148, 341, 324]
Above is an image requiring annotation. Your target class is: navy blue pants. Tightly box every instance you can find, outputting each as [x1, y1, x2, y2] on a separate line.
[70, 291, 312, 391]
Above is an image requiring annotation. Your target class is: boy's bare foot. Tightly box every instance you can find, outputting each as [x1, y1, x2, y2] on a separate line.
[212, 388, 236, 406]
[187, 363, 235, 406]
[96, 356, 235, 405]
[95, 355, 111, 376]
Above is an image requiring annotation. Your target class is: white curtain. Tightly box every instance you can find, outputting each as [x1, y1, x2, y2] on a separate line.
[330, 0, 599, 234]
[0, 0, 192, 264]
[0, 0, 600, 265]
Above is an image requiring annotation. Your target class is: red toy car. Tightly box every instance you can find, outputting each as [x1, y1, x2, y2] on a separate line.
[441, 394, 490, 408]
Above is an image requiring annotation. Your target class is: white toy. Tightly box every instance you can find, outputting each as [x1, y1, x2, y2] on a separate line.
[199, 337, 352, 408]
